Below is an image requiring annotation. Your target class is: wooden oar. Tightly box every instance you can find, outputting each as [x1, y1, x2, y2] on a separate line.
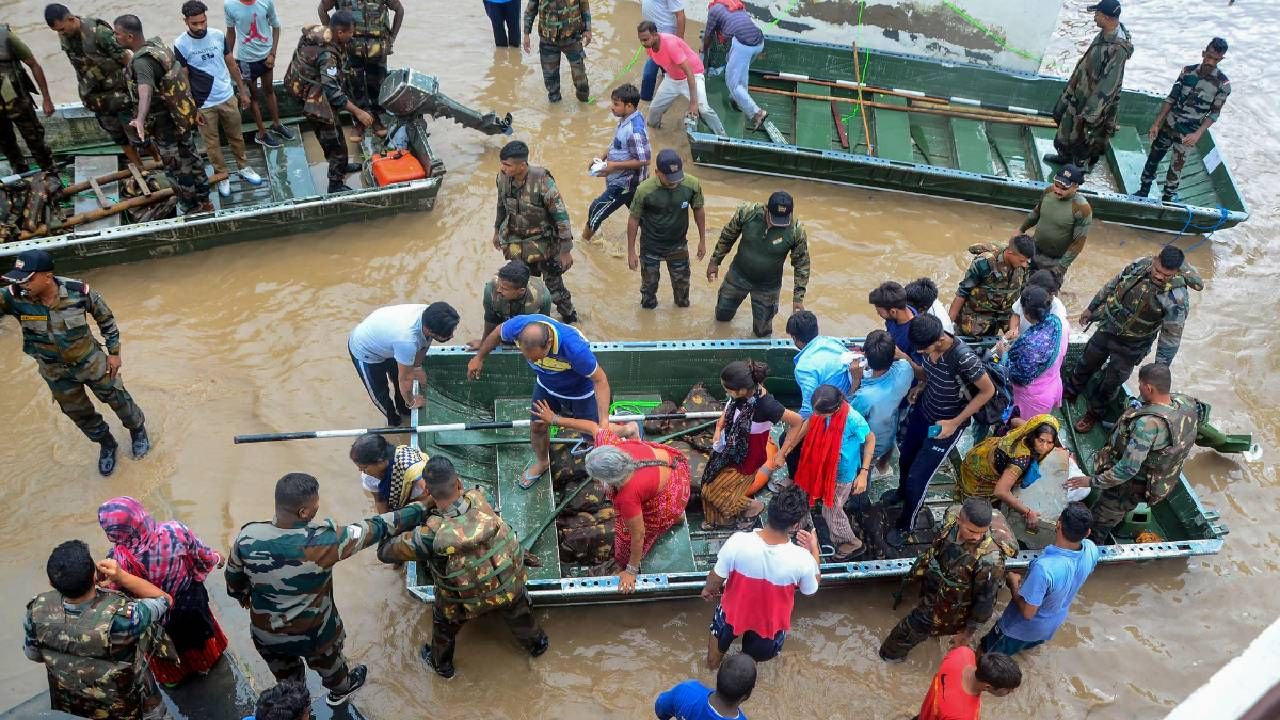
[56, 161, 163, 198]
[851, 43, 875, 156]
[761, 72, 1056, 120]
[747, 86, 1057, 128]
[233, 410, 724, 444]
[21, 172, 229, 240]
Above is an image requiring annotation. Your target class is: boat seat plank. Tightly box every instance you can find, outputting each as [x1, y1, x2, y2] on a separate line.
[73, 156, 120, 230]
[492, 398, 561, 582]
[793, 82, 832, 149]
[263, 123, 319, 201]
[950, 119, 994, 175]
[872, 96, 913, 162]
[1028, 126, 1058, 181]
[1106, 125, 1149, 195]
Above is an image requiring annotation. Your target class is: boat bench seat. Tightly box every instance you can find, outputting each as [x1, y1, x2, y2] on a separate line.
[263, 123, 320, 202]
[493, 398, 561, 582]
[1107, 125, 1150, 195]
[873, 96, 914, 162]
[950, 119, 994, 175]
[794, 82, 833, 149]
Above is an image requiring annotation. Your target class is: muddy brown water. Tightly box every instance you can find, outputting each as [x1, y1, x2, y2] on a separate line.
[2, 0, 1278, 717]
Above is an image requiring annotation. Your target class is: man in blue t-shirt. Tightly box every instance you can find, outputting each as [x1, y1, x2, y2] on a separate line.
[981, 503, 1100, 656]
[850, 330, 920, 466]
[468, 314, 611, 488]
[656, 652, 755, 720]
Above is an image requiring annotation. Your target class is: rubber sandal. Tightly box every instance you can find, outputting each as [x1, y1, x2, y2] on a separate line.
[518, 458, 547, 490]
[1074, 411, 1099, 434]
[752, 110, 769, 130]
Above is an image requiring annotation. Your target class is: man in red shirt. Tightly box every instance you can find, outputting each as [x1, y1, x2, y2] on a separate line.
[915, 648, 1021, 720]
[637, 20, 726, 135]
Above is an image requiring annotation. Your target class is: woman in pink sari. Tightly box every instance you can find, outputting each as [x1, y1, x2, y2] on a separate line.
[534, 401, 691, 594]
[1007, 286, 1070, 420]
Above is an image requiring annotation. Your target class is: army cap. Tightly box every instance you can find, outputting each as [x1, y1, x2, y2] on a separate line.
[1055, 164, 1085, 186]
[656, 148, 684, 182]
[1086, 0, 1120, 17]
[767, 191, 794, 226]
[3, 249, 54, 283]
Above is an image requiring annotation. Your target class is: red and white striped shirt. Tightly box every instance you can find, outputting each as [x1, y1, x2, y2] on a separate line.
[714, 530, 819, 638]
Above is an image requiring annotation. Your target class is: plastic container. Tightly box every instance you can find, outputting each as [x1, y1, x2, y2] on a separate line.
[371, 151, 427, 186]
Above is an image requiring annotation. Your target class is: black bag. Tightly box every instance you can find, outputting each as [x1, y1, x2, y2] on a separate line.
[968, 345, 1014, 427]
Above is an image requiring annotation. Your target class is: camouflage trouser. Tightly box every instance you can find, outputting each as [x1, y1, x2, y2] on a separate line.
[1140, 126, 1191, 198]
[431, 591, 546, 670]
[349, 50, 389, 120]
[539, 38, 589, 102]
[1064, 330, 1152, 417]
[254, 634, 356, 693]
[150, 115, 210, 208]
[0, 98, 55, 172]
[714, 269, 780, 337]
[1053, 104, 1115, 170]
[956, 307, 1010, 338]
[1030, 254, 1069, 286]
[529, 255, 577, 321]
[39, 351, 145, 443]
[879, 605, 954, 661]
[1090, 478, 1153, 539]
[313, 120, 350, 186]
[639, 246, 691, 308]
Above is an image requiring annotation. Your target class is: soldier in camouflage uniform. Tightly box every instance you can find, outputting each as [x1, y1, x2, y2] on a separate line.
[112, 15, 212, 213]
[1018, 164, 1092, 285]
[1, 250, 149, 476]
[1138, 38, 1231, 202]
[948, 235, 1034, 338]
[1065, 245, 1200, 431]
[474, 258, 551, 344]
[626, 148, 705, 309]
[225, 472, 427, 706]
[378, 457, 548, 679]
[24, 540, 174, 720]
[0, 24, 56, 173]
[879, 498, 1007, 662]
[319, 0, 404, 135]
[46, 7, 159, 170]
[285, 15, 374, 193]
[493, 140, 578, 322]
[1067, 363, 1198, 540]
[709, 191, 810, 338]
[1046, 0, 1133, 171]
[523, 0, 591, 103]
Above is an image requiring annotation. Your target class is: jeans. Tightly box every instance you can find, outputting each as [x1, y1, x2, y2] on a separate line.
[726, 38, 764, 117]
[483, 0, 521, 46]
[895, 404, 968, 532]
[980, 622, 1046, 657]
[641, 59, 660, 102]
[647, 73, 727, 135]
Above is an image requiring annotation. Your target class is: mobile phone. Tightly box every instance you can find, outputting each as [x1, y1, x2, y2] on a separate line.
[928, 424, 942, 438]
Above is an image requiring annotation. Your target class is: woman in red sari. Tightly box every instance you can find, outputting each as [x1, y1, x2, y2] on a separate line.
[97, 496, 227, 686]
[533, 400, 691, 594]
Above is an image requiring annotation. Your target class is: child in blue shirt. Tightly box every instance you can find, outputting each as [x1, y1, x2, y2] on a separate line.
[656, 653, 756, 720]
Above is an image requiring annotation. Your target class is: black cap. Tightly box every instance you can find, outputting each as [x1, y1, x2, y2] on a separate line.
[1055, 164, 1085, 186]
[766, 191, 793, 226]
[655, 148, 684, 182]
[1208, 37, 1228, 55]
[499, 140, 529, 161]
[3, 249, 53, 283]
[1086, 0, 1120, 17]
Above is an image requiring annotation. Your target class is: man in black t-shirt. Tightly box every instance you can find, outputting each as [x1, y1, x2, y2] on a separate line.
[889, 315, 994, 547]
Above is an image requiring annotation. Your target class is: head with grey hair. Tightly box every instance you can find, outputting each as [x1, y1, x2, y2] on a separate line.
[584, 445, 638, 487]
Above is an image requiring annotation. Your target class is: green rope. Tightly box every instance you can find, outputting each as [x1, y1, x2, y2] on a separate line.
[937, 0, 1039, 63]
[586, 46, 645, 104]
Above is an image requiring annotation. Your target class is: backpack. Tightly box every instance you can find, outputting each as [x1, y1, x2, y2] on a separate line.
[959, 342, 1013, 428]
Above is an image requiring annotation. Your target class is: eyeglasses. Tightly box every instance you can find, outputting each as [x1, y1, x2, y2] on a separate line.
[1053, 179, 1072, 189]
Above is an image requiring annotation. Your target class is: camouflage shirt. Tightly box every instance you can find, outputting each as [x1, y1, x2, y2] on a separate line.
[957, 247, 1027, 316]
[913, 523, 1005, 634]
[524, 0, 591, 43]
[495, 166, 574, 249]
[59, 17, 132, 112]
[1087, 256, 1200, 365]
[1090, 395, 1198, 501]
[483, 276, 551, 325]
[1, 278, 121, 368]
[710, 202, 810, 304]
[23, 590, 169, 662]
[1061, 24, 1134, 125]
[225, 502, 426, 651]
[1162, 63, 1231, 135]
[316, 43, 354, 108]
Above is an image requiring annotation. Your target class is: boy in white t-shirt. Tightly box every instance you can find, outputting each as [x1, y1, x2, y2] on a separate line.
[1006, 269, 1069, 339]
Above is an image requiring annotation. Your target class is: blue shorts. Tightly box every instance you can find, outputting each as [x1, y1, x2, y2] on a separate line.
[710, 605, 786, 661]
[530, 382, 599, 423]
[979, 622, 1045, 657]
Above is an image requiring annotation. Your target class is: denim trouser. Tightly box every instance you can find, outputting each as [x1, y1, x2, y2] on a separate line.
[726, 38, 764, 117]
[641, 59, 660, 102]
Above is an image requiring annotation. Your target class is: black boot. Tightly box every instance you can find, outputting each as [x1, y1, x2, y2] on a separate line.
[1161, 191, 1174, 203]
[529, 634, 550, 658]
[340, 162, 363, 175]
[97, 436, 119, 477]
[420, 644, 455, 679]
[328, 181, 353, 194]
[1042, 153, 1067, 164]
[1134, 183, 1151, 198]
[130, 426, 151, 459]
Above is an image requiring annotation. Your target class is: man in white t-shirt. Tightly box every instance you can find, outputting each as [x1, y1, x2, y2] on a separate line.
[905, 277, 956, 334]
[176, 1, 263, 197]
[348, 302, 459, 426]
[225, 0, 293, 148]
[639, 0, 686, 101]
[700, 486, 821, 670]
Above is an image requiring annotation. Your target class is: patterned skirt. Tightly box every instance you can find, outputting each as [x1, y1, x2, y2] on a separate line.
[613, 454, 693, 568]
[701, 467, 756, 527]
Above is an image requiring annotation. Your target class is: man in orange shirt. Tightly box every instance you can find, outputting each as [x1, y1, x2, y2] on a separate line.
[914, 648, 1020, 720]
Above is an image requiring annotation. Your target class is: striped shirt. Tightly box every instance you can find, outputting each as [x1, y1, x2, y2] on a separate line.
[705, 4, 763, 46]
[606, 110, 651, 191]
[920, 336, 985, 423]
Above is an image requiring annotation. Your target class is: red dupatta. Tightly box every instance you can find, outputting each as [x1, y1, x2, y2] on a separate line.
[793, 401, 849, 509]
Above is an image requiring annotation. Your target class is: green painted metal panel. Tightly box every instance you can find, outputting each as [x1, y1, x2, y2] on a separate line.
[1107, 125, 1149, 195]
[643, 515, 696, 573]
[793, 82, 832, 148]
[950, 119, 994, 175]
[873, 96, 913, 162]
[492, 398, 561, 581]
[264, 123, 320, 201]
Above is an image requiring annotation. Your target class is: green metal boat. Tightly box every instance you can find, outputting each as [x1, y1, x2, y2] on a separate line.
[0, 69, 508, 274]
[687, 36, 1249, 235]
[403, 337, 1248, 606]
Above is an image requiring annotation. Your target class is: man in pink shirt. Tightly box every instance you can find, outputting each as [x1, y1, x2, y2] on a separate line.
[637, 21, 726, 135]
[699, 486, 820, 669]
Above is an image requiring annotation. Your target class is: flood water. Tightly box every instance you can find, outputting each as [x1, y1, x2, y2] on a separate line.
[2, 0, 1277, 717]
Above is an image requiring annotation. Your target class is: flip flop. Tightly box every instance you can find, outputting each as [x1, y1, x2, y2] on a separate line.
[518, 458, 547, 490]
[752, 110, 769, 131]
[1074, 411, 1099, 434]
